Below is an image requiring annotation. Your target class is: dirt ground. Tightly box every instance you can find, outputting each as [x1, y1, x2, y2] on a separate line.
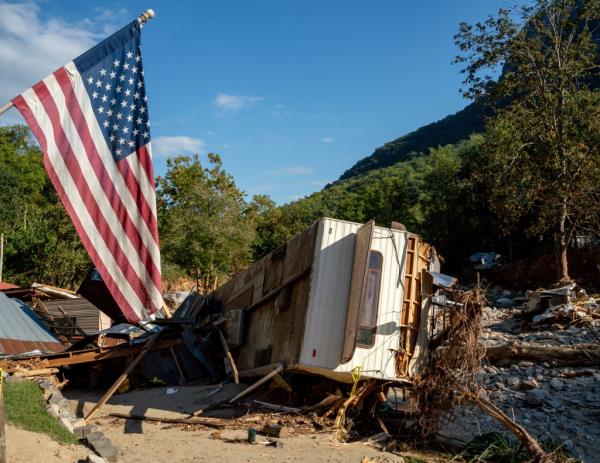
[94, 419, 409, 463]
[64, 384, 435, 463]
[5, 424, 89, 463]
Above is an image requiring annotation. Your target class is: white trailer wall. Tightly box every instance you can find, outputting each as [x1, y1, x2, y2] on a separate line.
[299, 218, 409, 380]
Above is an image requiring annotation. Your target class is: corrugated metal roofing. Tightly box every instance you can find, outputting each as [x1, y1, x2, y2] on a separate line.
[43, 298, 107, 334]
[0, 291, 63, 356]
[0, 281, 20, 291]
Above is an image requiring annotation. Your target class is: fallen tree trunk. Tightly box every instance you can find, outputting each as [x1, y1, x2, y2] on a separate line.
[460, 388, 547, 462]
[485, 343, 600, 367]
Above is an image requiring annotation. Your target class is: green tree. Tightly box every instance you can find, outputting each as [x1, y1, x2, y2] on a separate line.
[157, 153, 255, 281]
[0, 125, 90, 287]
[455, 0, 600, 282]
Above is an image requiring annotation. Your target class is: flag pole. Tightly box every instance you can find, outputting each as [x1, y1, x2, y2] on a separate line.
[0, 8, 155, 117]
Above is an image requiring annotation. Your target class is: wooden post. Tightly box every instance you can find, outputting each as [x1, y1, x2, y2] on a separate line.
[0, 367, 6, 463]
[169, 347, 186, 385]
[85, 332, 160, 422]
[0, 233, 4, 282]
[228, 365, 284, 404]
[217, 328, 239, 384]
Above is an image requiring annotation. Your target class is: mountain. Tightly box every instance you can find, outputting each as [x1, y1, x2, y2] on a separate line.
[338, 102, 486, 181]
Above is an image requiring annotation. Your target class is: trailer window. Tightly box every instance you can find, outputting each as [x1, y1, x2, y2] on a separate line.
[356, 251, 383, 347]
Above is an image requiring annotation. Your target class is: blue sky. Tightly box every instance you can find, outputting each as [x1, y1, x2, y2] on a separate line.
[0, 0, 507, 203]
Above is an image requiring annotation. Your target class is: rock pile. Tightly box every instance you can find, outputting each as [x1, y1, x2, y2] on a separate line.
[444, 290, 600, 462]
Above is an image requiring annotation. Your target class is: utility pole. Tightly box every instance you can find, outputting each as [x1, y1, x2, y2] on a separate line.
[0, 233, 4, 282]
[0, 367, 5, 463]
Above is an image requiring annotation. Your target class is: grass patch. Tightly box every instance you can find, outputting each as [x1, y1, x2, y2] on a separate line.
[3, 380, 79, 445]
[453, 433, 581, 463]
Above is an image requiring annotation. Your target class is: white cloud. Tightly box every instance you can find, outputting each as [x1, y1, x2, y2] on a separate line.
[153, 136, 205, 158]
[267, 166, 313, 176]
[0, 2, 123, 123]
[268, 104, 291, 117]
[321, 136, 335, 144]
[214, 93, 263, 111]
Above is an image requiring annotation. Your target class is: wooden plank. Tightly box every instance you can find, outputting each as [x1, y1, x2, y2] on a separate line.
[84, 333, 160, 421]
[109, 413, 224, 428]
[217, 328, 239, 384]
[228, 365, 284, 403]
[341, 219, 374, 363]
[169, 346, 186, 385]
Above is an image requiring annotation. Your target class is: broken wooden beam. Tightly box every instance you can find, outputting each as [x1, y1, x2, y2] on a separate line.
[228, 364, 284, 403]
[12, 368, 59, 378]
[109, 412, 225, 428]
[217, 328, 239, 384]
[85, 332, 161, 422]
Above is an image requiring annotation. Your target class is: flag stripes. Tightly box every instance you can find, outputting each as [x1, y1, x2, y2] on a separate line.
[13, 62, 162, 323]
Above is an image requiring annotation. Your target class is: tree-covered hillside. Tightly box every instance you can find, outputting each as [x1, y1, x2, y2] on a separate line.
[339, 102, 486, 181]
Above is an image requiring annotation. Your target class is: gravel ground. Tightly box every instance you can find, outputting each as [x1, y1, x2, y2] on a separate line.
[444, 290, 600, 462]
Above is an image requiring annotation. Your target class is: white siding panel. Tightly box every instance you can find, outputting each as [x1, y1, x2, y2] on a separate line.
[299, 218, 358, 368]
[299, 218, 410, 381]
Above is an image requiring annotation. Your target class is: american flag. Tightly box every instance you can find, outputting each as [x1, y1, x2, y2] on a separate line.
[12, 20, 162, 323]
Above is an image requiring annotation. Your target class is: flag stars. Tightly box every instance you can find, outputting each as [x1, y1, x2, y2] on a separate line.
[103, 121, 109, 128]
[98, 106, 104, 114]
[133, 128, 139, 136]
[129, 103, 135, 111]
[119, 137, 125, 145]
[128, 140, 135, 148]
[127, 114, 133, 122]
[116, 86, 122, 93]
[120, 100, 127, 108]
[140, 106, 146, 114]
[125, 89, 131, 97]
[101, 95, 108, 102]
[113, 59, 120, 67]
[105, 83, 111, 91]
[109, 134, 115, 142]
[136, 117, 142, 125]
[123, 62, 130, 70]
[122, 127, 129, 134]
[112, 123, 119, 131]
[99, 68, 107, 76]
[116, 148, 122, 156]
[135, 54, 141, 62]
[133, 92, 140, 100]
[111, 98, 116, 105]
[107, 109, 113, 117]
[132, 66, 138, 74]
[143, 131, 149, 139]
[126, 51, 133, 59]
[95, 79, 102, 87]
[116, 112, 123, 120]
[128, 78, 134, 86]
[87, 76, 94, 84]
[92, 91, 98, 99]
[110, 71, 116, 79]
[119, 74, 126, 81]
[137, 81, 143, 89]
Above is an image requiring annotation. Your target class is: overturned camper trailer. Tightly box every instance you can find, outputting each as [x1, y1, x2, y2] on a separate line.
[213, 217, 440, 383]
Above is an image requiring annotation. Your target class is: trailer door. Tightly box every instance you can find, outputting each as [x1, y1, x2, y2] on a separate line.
[340, 219, 374, 363]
